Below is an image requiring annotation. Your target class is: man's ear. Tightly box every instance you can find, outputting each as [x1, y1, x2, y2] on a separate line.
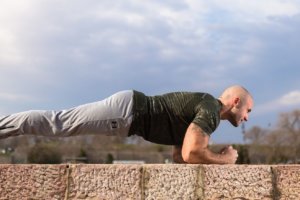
[233, 97, 241, 107]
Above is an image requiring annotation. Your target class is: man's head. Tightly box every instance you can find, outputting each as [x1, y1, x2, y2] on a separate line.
[218, 85, 253, 127]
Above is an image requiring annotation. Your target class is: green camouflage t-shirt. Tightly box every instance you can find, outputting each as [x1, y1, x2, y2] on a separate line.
[128, 90, 222, 145]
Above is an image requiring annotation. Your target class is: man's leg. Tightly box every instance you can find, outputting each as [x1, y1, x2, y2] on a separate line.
[0, 90, 134, 139]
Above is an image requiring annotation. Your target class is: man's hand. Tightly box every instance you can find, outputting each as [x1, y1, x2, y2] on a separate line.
[220, 146, 238, 164]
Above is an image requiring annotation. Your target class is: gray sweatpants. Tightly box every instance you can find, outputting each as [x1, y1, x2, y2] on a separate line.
[0, 90, 134, 139]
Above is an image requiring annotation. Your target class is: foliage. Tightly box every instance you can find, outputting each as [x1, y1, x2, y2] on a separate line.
[232, 144, 250, 164]
[78, 148, 88, 157]
[27, 142, 62, 164]
[105, 153, 114, 164]
[244, 109, 300, 164]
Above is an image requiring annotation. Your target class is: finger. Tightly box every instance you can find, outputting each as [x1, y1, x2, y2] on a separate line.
[219, 146, 228, 153]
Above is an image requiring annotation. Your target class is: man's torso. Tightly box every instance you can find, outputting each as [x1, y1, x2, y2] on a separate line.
[128, 91, 222, 145]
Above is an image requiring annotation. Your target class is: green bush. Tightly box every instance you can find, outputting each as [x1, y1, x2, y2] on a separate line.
[105, 153, 114, 164]
[27, 143, 62, 164]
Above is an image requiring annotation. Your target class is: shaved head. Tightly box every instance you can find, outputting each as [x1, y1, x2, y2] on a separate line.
[219, 85, 252, 103]
[218, 85, 253, 127]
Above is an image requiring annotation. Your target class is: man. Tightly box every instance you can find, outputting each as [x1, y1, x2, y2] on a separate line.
[0, 85, 253, 164]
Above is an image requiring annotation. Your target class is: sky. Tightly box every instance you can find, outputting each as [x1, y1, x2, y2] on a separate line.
[1, 0, 300, 144]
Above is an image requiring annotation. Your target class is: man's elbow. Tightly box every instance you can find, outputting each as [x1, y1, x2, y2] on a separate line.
[182, 149, 206, 164]
[182, 151, 196, 163]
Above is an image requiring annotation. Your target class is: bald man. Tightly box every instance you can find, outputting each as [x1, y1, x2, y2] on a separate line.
[0, 85, 253, 164]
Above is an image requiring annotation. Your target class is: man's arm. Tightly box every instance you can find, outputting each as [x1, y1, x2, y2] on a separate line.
[181, 123, 238, 164]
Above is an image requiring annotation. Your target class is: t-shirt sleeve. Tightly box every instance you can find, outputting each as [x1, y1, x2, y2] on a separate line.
[192, 102, 219, 136]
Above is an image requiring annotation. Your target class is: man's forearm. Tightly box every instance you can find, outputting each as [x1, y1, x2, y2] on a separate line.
[185, 148, 230, 164]
[182, 123, 238, 164]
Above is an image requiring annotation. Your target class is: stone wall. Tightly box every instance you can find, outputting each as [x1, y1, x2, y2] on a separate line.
[0, 164, 299, 199]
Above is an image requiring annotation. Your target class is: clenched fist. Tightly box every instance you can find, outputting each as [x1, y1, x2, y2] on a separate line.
[220, 146, 238, 164]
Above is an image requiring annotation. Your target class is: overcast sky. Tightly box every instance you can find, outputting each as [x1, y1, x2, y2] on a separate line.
[1, 0, 300, 143]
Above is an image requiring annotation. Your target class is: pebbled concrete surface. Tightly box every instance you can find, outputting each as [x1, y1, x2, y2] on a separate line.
[202, 165, 273, 200]
[143, 164, 201, 200]
[67, 164, 143, 200]
[0, 164, 299, 199]
[0, 164, 67, 200]
[272, 165, 300, 200]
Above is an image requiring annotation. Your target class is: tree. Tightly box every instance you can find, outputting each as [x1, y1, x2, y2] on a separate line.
[243, 126, 268, 163]
[244, 109, 300, 164]
[265, 130, 289, 164]
[27, 143, 62, 164]
[105, 153, 114, 164]
[243, 126, 267, 144]
[277, 110, 300, 163]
